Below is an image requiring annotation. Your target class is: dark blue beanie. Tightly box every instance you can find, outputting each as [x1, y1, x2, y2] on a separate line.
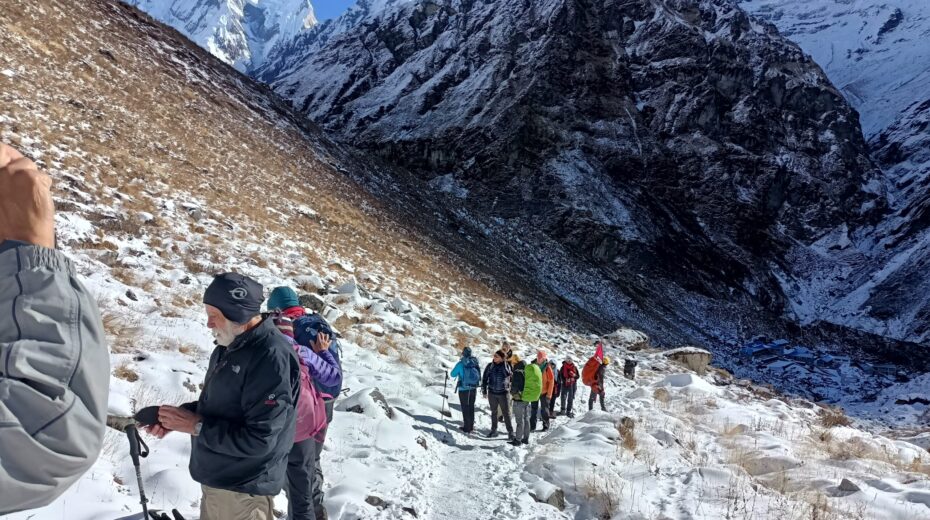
[203, 273, 264, 323]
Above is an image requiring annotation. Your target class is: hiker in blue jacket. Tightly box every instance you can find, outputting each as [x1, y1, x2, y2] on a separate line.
[450, 347, 481, 433]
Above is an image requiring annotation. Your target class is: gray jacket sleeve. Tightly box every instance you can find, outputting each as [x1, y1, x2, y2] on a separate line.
[0, 243, 110, 514]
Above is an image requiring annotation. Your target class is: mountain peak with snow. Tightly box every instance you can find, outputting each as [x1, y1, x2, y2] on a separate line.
[739, 0, 930, 137]
[123, 0, 317, 72]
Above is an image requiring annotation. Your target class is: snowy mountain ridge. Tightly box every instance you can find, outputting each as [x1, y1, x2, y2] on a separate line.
[739, 0, 930, 137]
[123, 0, 317, 72]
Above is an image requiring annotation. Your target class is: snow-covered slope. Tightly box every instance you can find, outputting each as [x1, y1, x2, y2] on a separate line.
[4, 2, 930, 519]
[740, 0, 930, 138]
[123, 0, 317, 72]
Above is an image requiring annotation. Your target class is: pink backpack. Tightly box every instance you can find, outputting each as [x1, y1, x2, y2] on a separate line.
[292, 342, 328, 443]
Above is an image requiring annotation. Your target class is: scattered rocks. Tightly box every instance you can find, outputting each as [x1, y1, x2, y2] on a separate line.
[741, 455, 803, 476]
[607, 328, 650, 350]
[529, 483, 565, 511]
[125, 289, 138, 302]
[340, 388, 395, 420]
[299, 293, 327, 313]
[839, 478, 860, 493]
[180, 202, 203, 221]
[365, 495, 387, 509]
[391, 296, 412, 314]
[664, 347, 712, 375]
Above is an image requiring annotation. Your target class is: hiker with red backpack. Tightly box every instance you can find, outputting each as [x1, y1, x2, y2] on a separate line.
[269, 286, 342, 520]
[582, 342, 610, 412]
[559, 357, 579, 417]
[451, 347, 482, 433]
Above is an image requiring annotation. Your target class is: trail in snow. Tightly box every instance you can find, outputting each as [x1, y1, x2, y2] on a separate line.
[423, 400, 572, 520]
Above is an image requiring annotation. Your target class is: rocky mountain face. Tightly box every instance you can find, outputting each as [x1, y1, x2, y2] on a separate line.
[738, 1, 930, 344]
[251, 0, 918, 354]
[123, 0, 317, 72]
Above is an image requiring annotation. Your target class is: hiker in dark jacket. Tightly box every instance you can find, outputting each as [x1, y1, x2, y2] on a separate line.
[549, 355, 561, 417]
[588, 357, 609, 412]
[559, 358, 579, 417]
[0, 144, 109, 515]
[482, 350, 514, 439]
[450, 346, 480, 433]
[149, 274, 300, 520]
[509, 354, 530, 445]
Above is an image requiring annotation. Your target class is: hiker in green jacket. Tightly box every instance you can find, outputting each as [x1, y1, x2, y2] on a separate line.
[511, 354, 542, 446]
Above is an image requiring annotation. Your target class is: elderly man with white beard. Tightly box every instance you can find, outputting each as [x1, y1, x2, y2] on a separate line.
[146, 273, 300, 520]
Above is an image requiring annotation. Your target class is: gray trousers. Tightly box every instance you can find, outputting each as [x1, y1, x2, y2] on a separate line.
[488, 392, 513, 434]
[513, 400, 531, 441]
[286, 438, 319, 520]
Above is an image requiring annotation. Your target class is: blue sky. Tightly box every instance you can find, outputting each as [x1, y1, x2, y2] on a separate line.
[314, 1, 356, 21]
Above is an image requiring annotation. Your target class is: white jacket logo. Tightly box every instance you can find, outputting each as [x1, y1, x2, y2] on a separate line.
[231, 365, 241, 374]
[229, 288, 248, 300]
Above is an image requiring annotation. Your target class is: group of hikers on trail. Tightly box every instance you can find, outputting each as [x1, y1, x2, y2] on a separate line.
[0, 141, 620, 519]
[450, 341, 612, 445]
[0, 142, 343, 520]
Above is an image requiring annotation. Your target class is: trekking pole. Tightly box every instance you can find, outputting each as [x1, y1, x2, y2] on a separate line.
[440, 371, 449, 419]
[125, 424, 151, 519]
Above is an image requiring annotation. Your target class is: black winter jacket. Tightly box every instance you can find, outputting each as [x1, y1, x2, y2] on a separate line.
[482, 361, 511, 394]
[183, 318, 300, 495]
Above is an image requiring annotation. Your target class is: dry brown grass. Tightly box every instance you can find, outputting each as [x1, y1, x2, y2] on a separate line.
[376, 342, 393, 356]
[451, 330, 472, 353]
[451, 304, 488, 329]
[618, 417, 637, 452]
[580, 475, 620, 519]
[101, 309, 143, 353]
[397, 349, 415, 367]
[819, 406, 852, 428]
[113, 362, 139, 382]
[653, 387, 671, 404]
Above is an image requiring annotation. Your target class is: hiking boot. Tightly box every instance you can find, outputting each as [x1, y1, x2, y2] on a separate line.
[487, 429, 498, 438]
[521, 438, 529, 445]
[509, 439, 522, 446]
[542, 425, 549, 432]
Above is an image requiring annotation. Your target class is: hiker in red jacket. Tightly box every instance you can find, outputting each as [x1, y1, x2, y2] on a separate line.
[559, 358, 579, 417]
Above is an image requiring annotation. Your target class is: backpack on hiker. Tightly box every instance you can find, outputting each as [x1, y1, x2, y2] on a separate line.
[522, 363, 543, 402]
[582, 356, 601, 387]
[459, 356, 481, 391]
[294, 313, 343, 399]
[292, 341, 328, 443]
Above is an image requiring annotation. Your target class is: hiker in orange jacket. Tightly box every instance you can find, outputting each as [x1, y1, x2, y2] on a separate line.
[589, 357, 609, 411]
[530, 351, 556, 431]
